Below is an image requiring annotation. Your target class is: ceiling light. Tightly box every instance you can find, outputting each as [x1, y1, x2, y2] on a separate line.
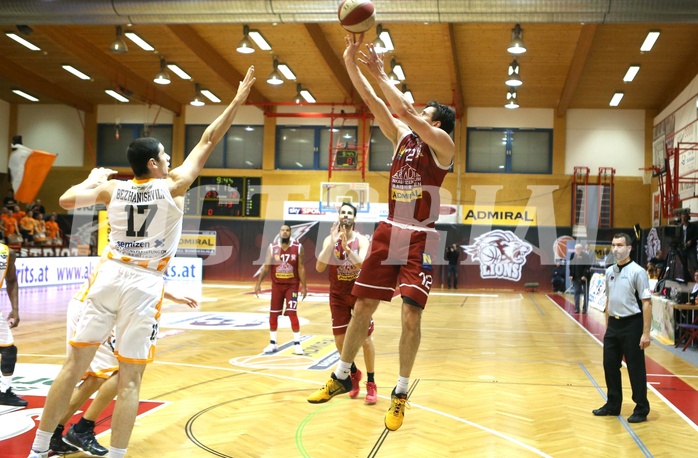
[392, 61, 405, 81]
[109, 25, 128, 53]
[388, 58, 403, 85]
[609, 92, 624, 107]
[200, 89, 221, 103]
[372, 25, 393, 53]
[507, 24, 527, 55]
[623, 65, 640, 82]
[167, 63, 191, 80]
[402, 84, 414, 104]
[62, 64, 91, 80]
[190, 83, 205, 107]
[506, 59, 522, 87]
[5, 32, 40, 51]
[505, 87, 519, 109]
[245, 126, 255, 132]
[105, 89, 129, 102]
[277, 63, 296, 80]
[124, 31, 155, 51]
[153, 56, 171, 85]
[300, 88, 316, 103]
[293, 84, 303, 104]
[640, 30, 660, 52]
[12, 89, 39, 102]
[267, 56, 284, 85]
[248, 29, 272, 51]
[236, 25, 255, 54]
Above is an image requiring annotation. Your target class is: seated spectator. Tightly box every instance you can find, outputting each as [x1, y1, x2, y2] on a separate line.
[551, 261, 566, 293]
[649, 251, 666, 279]
[12, 205, 25, 226]
[2, 209, 22, 245]
[45, 213, 62, 246]
[33, 212, 47, 245]
[29, 198, 45, 216]
[19, 210, 37, 245]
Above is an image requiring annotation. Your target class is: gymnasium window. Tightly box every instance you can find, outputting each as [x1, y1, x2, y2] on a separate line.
[276, 126, 357, 170]
[369, 126, 393, 171]
[466, 128, 552, 174]
[184, 125, 263, 169]
[97, 124, 173, 168]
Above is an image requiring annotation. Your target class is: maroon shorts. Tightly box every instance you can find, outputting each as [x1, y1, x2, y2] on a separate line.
[270, 282, 299, 315]
[352, 221, 439, 309]
[329, 292, 375, 337]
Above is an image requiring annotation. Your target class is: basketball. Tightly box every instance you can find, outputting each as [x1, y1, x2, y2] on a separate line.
[553, 235, 574, 259]
[479, 245, 500, 264]
[338, 0, 376, 34]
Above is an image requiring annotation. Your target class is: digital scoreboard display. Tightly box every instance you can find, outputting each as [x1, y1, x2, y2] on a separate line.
[184, 176, 261, 217]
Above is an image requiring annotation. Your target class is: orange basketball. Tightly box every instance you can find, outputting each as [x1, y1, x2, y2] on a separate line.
[553, 235, 574, 259]
[338, 0, 376, 34]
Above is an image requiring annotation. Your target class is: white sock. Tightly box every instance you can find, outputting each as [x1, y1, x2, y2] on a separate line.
[335, 360, 352, 380]
[0, 374, 11, 392]
[109, 446, 127, 458]
[396, 376, 409, 395]
[31, 429, 52, 454]
[269, 331, 277, 344]
[293, 331, 301, 343]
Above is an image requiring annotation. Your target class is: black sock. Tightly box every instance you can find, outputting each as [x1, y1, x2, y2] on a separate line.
[367, 372, 375, 383]
[52, 424, 65, 439]
[350, 362, 357, 374]
[74, 417, 95, 434]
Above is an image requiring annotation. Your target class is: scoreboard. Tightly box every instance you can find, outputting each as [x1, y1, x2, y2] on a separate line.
[185, 176, 261, 217]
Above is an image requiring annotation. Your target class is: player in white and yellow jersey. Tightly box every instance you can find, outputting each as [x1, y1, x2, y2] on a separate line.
[27, 66, 256, 458]
[0, 242, 27, 408]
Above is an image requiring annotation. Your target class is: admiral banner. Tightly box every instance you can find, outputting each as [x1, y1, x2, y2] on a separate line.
[176, 231, 217, 256]
[462, 205, 537, 226]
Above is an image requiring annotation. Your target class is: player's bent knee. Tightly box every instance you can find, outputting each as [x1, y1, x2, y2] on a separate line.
[0, 345, 18, 374]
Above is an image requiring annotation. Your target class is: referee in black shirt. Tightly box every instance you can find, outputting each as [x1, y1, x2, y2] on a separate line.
[592, 232, 652, 423]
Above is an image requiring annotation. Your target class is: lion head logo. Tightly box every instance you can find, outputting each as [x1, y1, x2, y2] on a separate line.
[464, 230, 533, 281]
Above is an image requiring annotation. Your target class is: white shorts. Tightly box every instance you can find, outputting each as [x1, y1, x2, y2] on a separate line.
[0, 310, 13, 346]
[67, 298, 118, 379]
[70, 259, 165, 364]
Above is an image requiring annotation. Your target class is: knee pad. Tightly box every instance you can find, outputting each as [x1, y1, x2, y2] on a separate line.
[0, 345, 18, 374]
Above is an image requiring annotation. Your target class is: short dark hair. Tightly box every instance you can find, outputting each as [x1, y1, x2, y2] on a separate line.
[127, 137, 161, 177]
[426, 101, 456, 135]
[613, 233, 633, 245]
[339, 201, 357, 216]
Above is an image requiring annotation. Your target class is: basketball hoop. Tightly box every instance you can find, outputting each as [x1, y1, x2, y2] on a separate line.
[640, 167, 655, 185]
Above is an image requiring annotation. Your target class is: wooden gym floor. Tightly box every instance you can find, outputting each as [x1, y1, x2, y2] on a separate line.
[4, 282, 698, 457]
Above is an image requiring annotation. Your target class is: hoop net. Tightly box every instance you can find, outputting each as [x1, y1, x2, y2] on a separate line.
[640, 167, 654, 185]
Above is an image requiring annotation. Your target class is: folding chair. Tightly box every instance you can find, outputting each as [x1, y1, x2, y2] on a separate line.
[675, 324, 698, 351]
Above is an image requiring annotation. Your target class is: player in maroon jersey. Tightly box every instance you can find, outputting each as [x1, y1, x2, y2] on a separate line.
[255, 224, 307, 355]
[308, 33, 455, 432]
[316, 202, 377, 404]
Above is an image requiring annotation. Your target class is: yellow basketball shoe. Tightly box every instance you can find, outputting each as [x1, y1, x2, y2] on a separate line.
[307, 373, 352, 404]
[385, 389, 409, 431]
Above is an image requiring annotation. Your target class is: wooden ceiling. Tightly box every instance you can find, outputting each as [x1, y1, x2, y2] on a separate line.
[1, 4, 698, 117]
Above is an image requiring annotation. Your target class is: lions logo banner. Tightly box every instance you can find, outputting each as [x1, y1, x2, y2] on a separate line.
[464, 230, 533, 282]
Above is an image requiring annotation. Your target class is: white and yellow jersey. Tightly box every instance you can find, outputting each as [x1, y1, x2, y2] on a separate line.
[104, 178, 183, 272]
[0, 243, 9, 285]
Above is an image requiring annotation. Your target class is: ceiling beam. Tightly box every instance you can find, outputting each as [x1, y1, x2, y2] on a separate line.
[444, 24, 464, 117]
[166, 24, 268, 104]
[556, 23, 598, 118]
[0, 54, 93, 112]
[36, 25, 183, 116]
[304, 24, 357, 103]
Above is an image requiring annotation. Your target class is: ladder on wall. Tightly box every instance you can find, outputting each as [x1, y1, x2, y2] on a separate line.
[572, 166, 590, 228]
[597, 167, 615, 228]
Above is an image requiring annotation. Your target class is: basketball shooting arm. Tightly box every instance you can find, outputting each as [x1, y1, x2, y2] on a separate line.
[359, 40, 455, 166]
[4, 249, 19, 328]
[168, 66, 256, 198]
[344, 34, 405, 148]
[59, 167, 119, 210]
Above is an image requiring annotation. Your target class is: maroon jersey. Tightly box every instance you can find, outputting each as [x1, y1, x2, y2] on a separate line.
[328, 235, 361, 295]
[270, 240, 301, 285]
[389, 131, 450, 228]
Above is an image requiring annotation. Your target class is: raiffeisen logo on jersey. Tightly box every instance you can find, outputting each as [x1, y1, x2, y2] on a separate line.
[464, 230, 533, 282]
